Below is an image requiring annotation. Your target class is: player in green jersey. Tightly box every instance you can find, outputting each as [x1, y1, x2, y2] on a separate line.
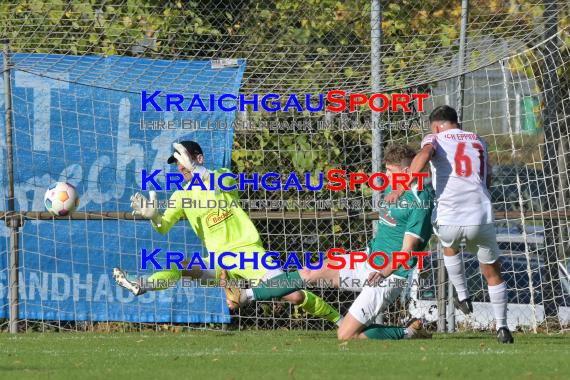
[224, 144, 433, 340]
[113, 141, 341, 325]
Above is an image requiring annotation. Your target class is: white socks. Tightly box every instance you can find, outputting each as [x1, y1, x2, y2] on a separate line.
[445, 253, 508, 330]
[443, 254, 469, 301]
[488, 282, 508, 329]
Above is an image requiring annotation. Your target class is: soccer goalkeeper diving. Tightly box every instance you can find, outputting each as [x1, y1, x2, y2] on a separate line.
[113, 140, 341, 325]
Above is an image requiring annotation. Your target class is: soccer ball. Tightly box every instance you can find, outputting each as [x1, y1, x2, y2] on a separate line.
[44, 182, 80, 216]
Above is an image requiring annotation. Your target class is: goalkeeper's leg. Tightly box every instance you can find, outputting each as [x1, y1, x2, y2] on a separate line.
[224, 262, 339, 307]
[224, 267, 341, 325]
[277, 268, 341, 324]
[283, 290, 341, 325]
[113, 260, 216, 296]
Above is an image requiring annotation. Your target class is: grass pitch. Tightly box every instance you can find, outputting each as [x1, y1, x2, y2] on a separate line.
[0, 331, 568, 380]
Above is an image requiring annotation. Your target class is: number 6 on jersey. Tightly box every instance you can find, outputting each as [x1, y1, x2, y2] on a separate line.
[454, 141, 486, 178]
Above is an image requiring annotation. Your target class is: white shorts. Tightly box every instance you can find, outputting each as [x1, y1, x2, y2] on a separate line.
[348, 278, 404, 325]
[340, 260, 404, 325]
[434, 223, 500, 264]
[339, 260, 374, 291]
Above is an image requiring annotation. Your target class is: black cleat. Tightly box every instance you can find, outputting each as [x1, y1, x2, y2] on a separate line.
[497, 327, 514, 344]
[453, 293, 473, 315]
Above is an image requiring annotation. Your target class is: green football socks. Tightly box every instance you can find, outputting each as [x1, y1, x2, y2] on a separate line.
[146, 268, 341, 325]
[362, 325, 406, 340]
[251, 270, 303, 299]
[250, 271, 341, 323]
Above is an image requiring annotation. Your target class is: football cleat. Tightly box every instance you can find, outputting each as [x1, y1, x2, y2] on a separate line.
[113, 267, 146, 296]
[453, 293, 473, 315]
[221, 269, 247, 310]
[497, 327, 514, 344]
[405, 318, 432, 339]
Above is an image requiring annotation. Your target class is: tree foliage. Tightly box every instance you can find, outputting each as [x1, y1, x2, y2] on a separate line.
[1, 0, 567, 204]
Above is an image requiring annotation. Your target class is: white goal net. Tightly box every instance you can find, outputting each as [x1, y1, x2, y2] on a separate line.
[0, 0, 568, 333]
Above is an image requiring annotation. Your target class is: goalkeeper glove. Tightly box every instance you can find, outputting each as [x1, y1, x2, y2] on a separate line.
[172, 142, 210, 180]
[130, 191, 162, 226]
[172, 142, 195, 172]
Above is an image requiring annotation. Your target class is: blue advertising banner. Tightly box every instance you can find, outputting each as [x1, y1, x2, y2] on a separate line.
[0, 54, 246, 323]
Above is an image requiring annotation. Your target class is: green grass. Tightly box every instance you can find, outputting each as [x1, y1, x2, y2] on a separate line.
[0, 331, 568, 380]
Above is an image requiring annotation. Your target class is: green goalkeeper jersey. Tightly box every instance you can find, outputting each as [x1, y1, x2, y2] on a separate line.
[366, 184, 433, 278]
[152, 168, 262, 253]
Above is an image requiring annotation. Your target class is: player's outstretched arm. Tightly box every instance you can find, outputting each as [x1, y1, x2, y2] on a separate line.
[367, 233, 422, 283]
[131, 191, 162, 224]
[409, 144, 434, 179]
[385, 144, 434, 202]
[400, 233, 422, 258]
[151, 192, 184, 234]
[130, 191, 183, 234]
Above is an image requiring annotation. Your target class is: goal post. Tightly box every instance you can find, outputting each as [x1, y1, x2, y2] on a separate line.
[0, 50, 248, 331]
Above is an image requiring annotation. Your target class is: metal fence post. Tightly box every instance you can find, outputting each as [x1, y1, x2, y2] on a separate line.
[3, 39, 21, 333]
[443, 0, 470, 333]
[540, 0, 563, 328]
[456, 0, 470, 121]
[437, 241, 447, 332]
[371, 0, 383, 235]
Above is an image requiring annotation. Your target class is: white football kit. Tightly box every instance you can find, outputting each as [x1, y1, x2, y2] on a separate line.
[421, 129, 499, 263]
